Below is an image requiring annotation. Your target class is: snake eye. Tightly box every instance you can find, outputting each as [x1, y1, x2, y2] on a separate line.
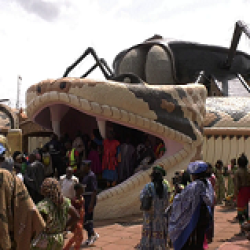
[60, 82, 67, 89]
[37, 86, 42, 93]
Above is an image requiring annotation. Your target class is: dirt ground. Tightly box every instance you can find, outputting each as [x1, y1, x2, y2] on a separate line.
[64, 206, 249, 249]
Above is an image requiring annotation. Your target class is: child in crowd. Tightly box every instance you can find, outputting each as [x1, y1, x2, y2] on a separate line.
[63, 183, 85, 250]
[41, 145, 54, 178]
[13, 164, 23, 181]
[15, 153, 28, 175]
[60, 167, 79, 200]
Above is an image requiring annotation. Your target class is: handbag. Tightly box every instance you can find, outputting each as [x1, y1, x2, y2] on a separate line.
[31, 233, 48, 249]
[140, 184, 153, 211]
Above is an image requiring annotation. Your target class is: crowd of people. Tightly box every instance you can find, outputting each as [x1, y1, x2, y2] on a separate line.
[137, 153, 250, 250]
[0, 127, 166, 250]
[2, 124, 250, 249]
[14, 128, 165, 190]
[0, 137, 100, 249]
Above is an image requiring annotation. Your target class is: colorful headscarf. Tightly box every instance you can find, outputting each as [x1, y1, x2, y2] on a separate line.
[188, 161, 208, 174]
[153, 165, 166, 176]
[41, 178, 63, 206]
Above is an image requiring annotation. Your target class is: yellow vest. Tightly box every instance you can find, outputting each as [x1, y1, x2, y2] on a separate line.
[163, 179, 171, 192]
[68, 148, 77, 171]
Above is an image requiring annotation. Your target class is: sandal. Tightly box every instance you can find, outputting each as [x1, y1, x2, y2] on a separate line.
[134, 244, 140, 249]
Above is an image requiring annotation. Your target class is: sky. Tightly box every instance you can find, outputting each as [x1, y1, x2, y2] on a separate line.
[1, 0, 250, 108]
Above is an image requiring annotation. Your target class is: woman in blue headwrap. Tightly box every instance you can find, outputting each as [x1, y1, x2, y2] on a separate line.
[168, 161, 214, 250]
[138, 166, 169, 250]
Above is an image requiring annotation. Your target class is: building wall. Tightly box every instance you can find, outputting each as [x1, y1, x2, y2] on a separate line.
[202, 135, 250, 166]
[6, 129, 22, 156]
[28, 136, 51, 153]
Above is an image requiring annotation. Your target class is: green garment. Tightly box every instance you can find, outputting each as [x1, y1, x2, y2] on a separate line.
[21, 162, 27, 174]
[215, 169, 225, 204]
[163, 179, 170, 191]
[31, 197, 71, 250]
[227, 165, 237, 196]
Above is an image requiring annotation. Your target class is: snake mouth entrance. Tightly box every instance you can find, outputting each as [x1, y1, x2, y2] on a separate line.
[32, 102, 185, 186]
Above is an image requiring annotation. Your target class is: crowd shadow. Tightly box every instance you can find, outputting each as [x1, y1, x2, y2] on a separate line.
[216, 204, 236, 213]
[217, 233, 249, 250]
[95, 214, 143, 228]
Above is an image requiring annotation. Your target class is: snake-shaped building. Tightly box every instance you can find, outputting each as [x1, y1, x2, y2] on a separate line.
[26, 35, 250, 219]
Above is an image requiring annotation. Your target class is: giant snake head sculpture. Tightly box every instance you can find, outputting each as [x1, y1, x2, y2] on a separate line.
[26, 79, 206, 219]
[26, 21, 250, 219]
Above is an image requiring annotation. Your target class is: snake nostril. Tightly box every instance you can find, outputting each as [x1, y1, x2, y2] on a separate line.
[60, 82, 67, 89]
[37, 86, 42, 93]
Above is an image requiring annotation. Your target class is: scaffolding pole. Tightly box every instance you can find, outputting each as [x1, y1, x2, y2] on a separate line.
[16, 75, 22, 109]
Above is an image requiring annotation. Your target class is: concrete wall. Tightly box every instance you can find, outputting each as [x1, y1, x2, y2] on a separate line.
[202, 135, 250, 166]
[6, 129, 22, 156]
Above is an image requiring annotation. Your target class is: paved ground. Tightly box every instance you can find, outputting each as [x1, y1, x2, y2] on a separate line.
[64, 206, 249, 249]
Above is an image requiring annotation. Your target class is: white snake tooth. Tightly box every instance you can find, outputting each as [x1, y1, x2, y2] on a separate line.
[142, 118, 150, 129]
[102, 105, 112, 116]
[79, 98, 91, 111]
[59, 92, 70, 103]
[128, 112, 136, 124]
[136, 115, 144, 127]
[111, 107, 121, 119]
[49, 91, 59, 101]
[69, 94, 80, 107]
[120, 110, 129, 122]
[157, 123, 165, 134]
[150, 120, 158, 131]
[90, 102, 102, 114]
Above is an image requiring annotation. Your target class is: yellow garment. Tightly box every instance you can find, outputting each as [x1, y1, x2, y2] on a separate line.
[155, 143, 163, 158]
[42, 155, 50, 166]
[0, 169, 45, 250]
[163, 179, 171, 192]
[225, 194, 234, 201]
[68, 148, 77, 171]
[170, 194, 174, 204]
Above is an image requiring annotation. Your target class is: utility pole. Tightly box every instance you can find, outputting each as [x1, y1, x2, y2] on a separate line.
[16, 75, 22, 109]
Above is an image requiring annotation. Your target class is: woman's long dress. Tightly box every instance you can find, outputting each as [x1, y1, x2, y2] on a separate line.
[118, 143, 135, 182]
[88, 149, 102, 175]
[139, 182, 169, 249]
[102, 139, 120, 182]
[31, 198, 71, 250]
[227, 165, 237, 196]
[215, 169, 225, 204]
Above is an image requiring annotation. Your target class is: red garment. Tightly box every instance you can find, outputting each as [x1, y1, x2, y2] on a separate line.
[71, 196, 85, 212]
[209, 174, 216, 189]
[209, 174, 217, 205]
[102, 139, 120, 171]
[88, 150, 102, 174]
[237, 186, 250, 209]
[66, 149, 79, 160]
[64, 196, 85, 250]
[63, 220, 84, 250]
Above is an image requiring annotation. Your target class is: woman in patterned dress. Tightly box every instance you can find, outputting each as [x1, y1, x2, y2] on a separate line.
[227, 158, 237, 197]
[31, 178, 79, 250]
[169, 161, 214, 250]
[214, 160, 225, 204]
[138, 166, 169, 250]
